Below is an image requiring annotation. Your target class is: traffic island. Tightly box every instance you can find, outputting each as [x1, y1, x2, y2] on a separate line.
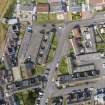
[47, 33, 58, 63]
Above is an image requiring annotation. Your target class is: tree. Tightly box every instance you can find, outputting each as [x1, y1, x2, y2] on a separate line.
[40, 29, 45, 34]
[51, 28, 57, 33]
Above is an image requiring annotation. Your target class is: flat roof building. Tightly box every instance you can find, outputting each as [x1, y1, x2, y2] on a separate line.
[74, 64, 95, 73]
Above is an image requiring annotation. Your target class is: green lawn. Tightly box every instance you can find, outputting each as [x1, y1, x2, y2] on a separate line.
[0, 24, 8, 47]
[96, 43, 105, 52]
[69, 48, 74, 56]
[47, 33, 58, 62]
[67, 12, 72, 21]
[36, 13, 61, 24]
[37, 0, 48, 3]
[15, 90, 38, 105]
[49, 13, 57, 21]
[58, 57, 69, 75]
[32, 64, 45, 75]
[64, 99, 67, 105]
[101, 33, 105, 40]
[72, 13, 81, 21]
[20, 0, 34, 4]
[36, 13, 49, 24]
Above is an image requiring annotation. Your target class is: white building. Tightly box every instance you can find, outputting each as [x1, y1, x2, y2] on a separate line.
[94, 94, 105, 105]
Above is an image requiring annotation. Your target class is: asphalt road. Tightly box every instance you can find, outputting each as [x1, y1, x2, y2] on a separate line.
[39, 25, 69, 105]
[39, 15, 105, 105]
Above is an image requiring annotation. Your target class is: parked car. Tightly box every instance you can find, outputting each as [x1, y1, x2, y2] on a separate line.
[27, 26, 32, 33]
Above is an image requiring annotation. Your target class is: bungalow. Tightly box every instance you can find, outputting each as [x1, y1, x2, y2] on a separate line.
[37, 3, 50, 13]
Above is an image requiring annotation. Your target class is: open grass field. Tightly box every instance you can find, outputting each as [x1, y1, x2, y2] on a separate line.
[0, 0, 7, 16]
[0, 0, 15, 47]
[47, 33, 58, 62]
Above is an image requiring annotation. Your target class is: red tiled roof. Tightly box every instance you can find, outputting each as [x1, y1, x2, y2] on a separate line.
[72, 27, 81, 38]
[89, 0, 105, 6]
[37, 3, 49, 12]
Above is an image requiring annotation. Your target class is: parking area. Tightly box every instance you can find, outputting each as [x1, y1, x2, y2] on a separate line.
[4, 25, 19, 69]
[19, 24, 55, 65]
[36, 29, 53, 64]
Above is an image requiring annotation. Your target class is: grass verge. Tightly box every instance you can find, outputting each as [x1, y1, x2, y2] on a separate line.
[47, 33, 58, 62]
[58, 57, 69, 75]
[36, 13, 63, 24]
[32, 64, 45, 75]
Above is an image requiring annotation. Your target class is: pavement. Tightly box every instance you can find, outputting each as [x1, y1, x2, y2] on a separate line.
[39, 23, 73, 105]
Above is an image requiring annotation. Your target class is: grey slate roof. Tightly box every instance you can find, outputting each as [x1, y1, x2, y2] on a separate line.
[21, 4, 34, 11]
[70, 5, 82, 13]
[50, 2, 63, 12]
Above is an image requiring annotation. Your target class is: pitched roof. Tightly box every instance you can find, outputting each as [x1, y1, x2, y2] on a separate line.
[37, 3, 49, 12]
[21, 4, 34, 11]
[89, 0, 105, 6]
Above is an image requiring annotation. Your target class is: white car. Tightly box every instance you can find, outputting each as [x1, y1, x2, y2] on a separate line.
[103, 63, 105, 68]
[56, 63, 59, 68]
[52, 78, 55, 82]
[58, 26, 62, 29]
[45, 98, 48, 104]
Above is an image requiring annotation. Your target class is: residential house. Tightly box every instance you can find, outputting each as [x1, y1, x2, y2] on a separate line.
[56, 69, 99, 86]
[36, 3, 49, 13]
[50, 2, 63, 13]
[81, 3, 93, 19]
[17, 3, 36, 24]
[87, 0, 105, 10]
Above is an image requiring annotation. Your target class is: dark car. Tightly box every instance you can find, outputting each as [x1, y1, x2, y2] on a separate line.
[97, 88, 103, 94]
